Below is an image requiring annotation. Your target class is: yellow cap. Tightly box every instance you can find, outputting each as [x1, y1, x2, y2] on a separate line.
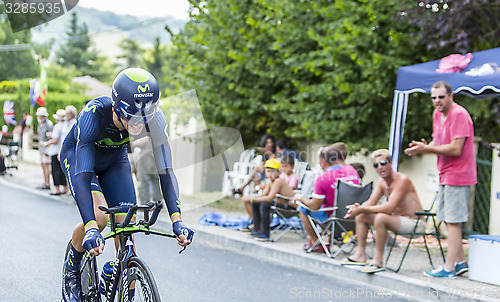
[264, 158, 281, 170]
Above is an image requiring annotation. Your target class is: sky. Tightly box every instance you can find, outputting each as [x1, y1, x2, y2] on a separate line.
[77, 0, 191, 19]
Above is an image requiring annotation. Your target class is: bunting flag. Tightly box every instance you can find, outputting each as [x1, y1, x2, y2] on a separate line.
[3, 101, 17, 126]
[29, 79, 39, 108]
[37, 62, 47, 106]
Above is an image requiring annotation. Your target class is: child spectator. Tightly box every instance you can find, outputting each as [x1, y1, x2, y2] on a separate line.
[350, 162, 366, 182]
[280, 153, 299, 190]
[241, 158, 296, 241]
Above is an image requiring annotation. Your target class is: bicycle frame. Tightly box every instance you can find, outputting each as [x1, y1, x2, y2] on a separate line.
[97, 201, 179, 301]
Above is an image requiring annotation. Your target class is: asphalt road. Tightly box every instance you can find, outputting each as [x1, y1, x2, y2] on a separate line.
[0, 181, 412, 302]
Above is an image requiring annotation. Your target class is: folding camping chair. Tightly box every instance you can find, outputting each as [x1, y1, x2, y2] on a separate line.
[385, 194, 445, 272]
[301, 179, 372, 258]
[269, 168, 318, 242]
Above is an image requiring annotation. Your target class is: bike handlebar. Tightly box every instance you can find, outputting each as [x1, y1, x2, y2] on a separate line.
[98, 200, 163, 229]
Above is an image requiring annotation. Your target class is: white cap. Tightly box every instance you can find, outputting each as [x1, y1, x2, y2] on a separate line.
[36, 107, 49, 116]
[65, 105, 77, 116]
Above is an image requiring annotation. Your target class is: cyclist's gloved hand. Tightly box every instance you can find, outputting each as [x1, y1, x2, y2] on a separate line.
[82, 228, 105, 255]
[173, 221, 194, 244]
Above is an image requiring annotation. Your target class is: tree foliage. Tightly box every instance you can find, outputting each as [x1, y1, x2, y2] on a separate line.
[0, 21, 39, 81]
[169, 0, 427, 149]
[56, 12, 105, 80]
[118, 38, 144, 68]
[403, 0, 500, 54]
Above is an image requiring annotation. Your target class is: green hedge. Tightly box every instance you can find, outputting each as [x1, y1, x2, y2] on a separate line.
[0, 79, 89, 132]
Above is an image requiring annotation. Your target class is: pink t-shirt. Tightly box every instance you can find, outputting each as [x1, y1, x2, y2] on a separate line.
[280, 172, 299, 189]
[312, 165, 360, 215]
[432, 103, 477, 186]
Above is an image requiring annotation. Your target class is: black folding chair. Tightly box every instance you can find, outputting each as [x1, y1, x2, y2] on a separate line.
[301, 180, 372, 258]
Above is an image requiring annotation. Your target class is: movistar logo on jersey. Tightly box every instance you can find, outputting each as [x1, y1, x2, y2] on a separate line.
[134, 84, 154, 98]
[84, 104, 96, 113]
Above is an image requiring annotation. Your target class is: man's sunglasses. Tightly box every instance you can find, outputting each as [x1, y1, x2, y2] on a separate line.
[431, 95, 447, 100]
[373, 160, 388, 168]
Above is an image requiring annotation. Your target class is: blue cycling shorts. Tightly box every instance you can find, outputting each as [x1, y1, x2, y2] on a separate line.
[61, 146, 136, 214]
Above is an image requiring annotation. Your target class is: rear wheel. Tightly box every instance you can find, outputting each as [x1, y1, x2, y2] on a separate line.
[63, 240, 101, 302]
[114, 257, 161, 302]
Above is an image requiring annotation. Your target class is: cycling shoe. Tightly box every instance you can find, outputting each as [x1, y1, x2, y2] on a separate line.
[62, 260, 81, 302]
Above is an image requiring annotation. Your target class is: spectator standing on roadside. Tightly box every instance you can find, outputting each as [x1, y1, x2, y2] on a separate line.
[61, 105, 77, 141]
[405, 80, 475, 278]
[133, 136, 162, 205]
[45, 109, 67, 195]
[36, 107, 53, 190]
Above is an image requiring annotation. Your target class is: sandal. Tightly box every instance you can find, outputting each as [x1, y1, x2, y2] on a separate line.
[361, 263, 385, 274]
[341, 257, 368, 266]
[37, 185, 50, 190]
[303, 238, 328, 253]
[232, 188, 243, 195]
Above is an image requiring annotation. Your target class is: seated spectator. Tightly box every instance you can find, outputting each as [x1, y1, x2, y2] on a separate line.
[280, 153, 299, 190]
[233, 134, 276, 195]
[276, 138, 305, 162]
[342, 149, 424, 273]
[295, 143, 360, 252]
[350, 162, 366, 182]
[241, 158, 296, 241]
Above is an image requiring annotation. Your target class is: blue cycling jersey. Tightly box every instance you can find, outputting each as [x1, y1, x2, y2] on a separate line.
[60, 96, 181, 226]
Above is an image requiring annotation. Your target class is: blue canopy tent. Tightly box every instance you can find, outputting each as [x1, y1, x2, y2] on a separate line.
[389, 47, 500, 170]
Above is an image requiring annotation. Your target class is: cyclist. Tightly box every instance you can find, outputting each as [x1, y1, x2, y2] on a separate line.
[61, 68, 194, 302]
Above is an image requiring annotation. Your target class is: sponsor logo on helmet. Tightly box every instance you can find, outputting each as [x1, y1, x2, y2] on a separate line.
[133, 92, 154, 98]
[137, 84, 150, 93]
[112, 87, 119, 97]
[134, 84, 154, 98]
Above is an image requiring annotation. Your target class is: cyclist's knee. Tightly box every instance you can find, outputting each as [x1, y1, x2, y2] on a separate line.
[95, 212, 108, 231]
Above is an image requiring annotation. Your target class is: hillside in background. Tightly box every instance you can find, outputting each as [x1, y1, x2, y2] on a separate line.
[31, 6, 186, 59]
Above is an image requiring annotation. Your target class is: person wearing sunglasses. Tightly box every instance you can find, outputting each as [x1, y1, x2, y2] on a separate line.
[343, 149, 424, 274]
[404, 80, 475, 279]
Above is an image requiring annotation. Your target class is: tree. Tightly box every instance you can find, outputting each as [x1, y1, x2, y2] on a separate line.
[0, 21, 39, 81]
[57, 12, 102, 80]
[169, 0, 427, 149]
[118, 38, 143, 68]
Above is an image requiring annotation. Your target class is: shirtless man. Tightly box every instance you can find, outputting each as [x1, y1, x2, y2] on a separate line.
[342, 149, 424, 273]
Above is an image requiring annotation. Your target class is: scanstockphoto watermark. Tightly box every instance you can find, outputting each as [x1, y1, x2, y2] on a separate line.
[289, 287, 500, 300]
[2, 0, 79, 32]
[289, 287, 412, 300]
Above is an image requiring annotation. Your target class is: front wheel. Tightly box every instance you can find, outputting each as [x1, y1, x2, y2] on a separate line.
[114, 257, 161, 302]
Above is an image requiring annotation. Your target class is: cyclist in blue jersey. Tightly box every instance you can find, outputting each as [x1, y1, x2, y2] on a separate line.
[61, 68, 194, 302]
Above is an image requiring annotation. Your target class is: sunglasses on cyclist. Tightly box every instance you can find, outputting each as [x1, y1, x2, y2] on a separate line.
[373, 160, 388, 168]
[431, 95, 447, 100]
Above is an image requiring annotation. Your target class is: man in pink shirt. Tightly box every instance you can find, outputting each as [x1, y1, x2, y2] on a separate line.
[405, 81, 476, 278]
[295, 142, 360, 252]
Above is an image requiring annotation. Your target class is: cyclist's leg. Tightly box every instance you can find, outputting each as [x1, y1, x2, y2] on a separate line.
[98, 154, 137, 251]
[61, 147, 107, 301]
